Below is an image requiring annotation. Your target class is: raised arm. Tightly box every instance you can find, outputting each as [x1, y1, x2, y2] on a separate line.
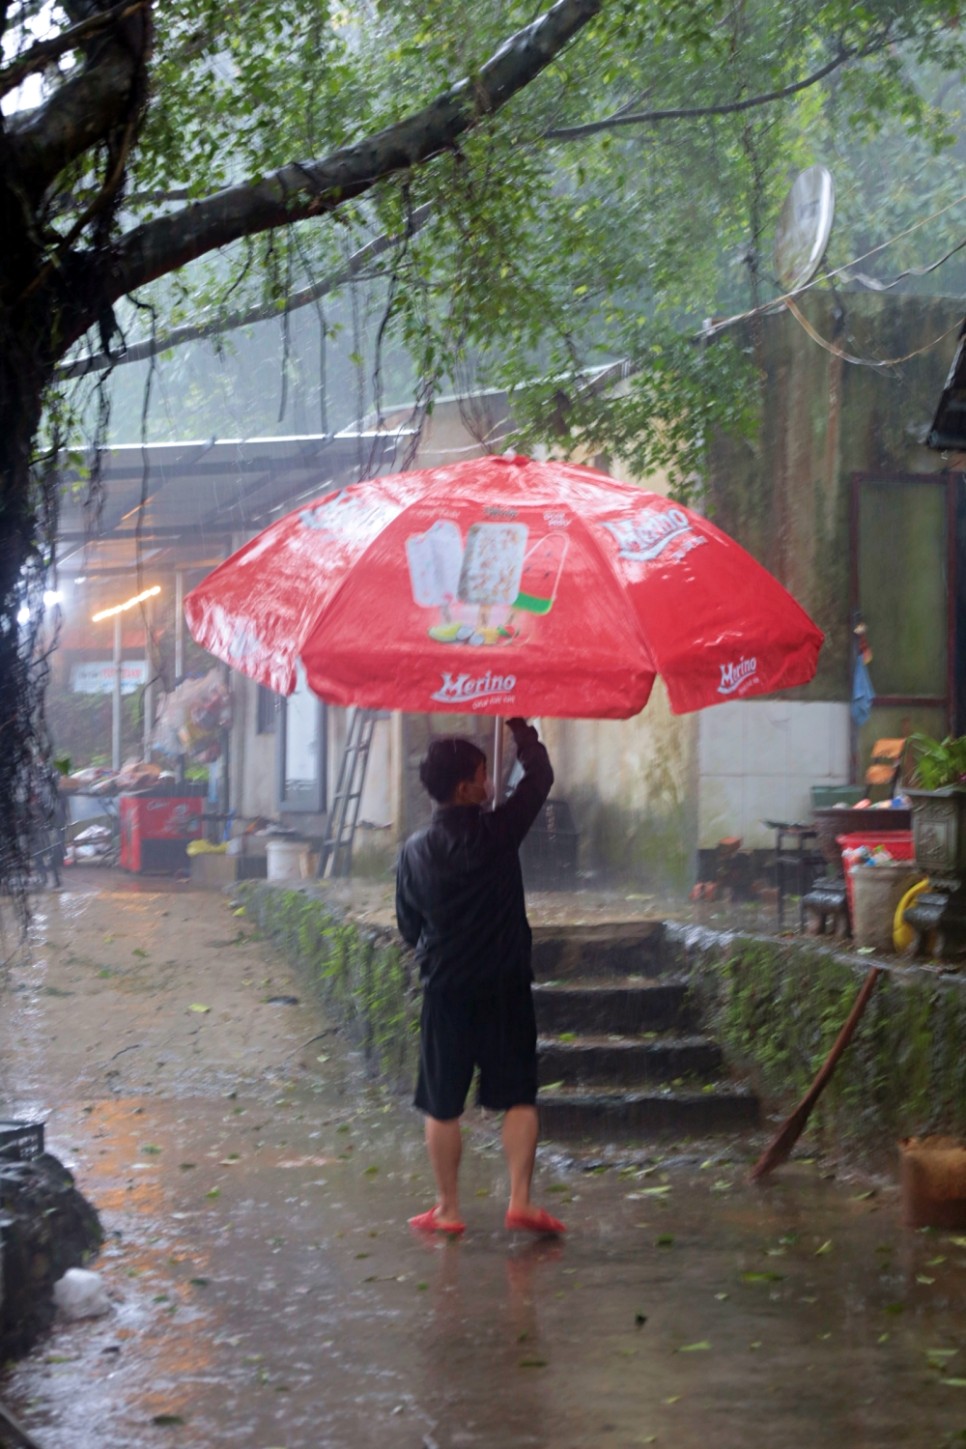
[490, 718, 554, 850]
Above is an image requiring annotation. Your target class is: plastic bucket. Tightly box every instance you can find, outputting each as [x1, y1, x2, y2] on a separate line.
[265, 837, 308, 882]
[900, 1136, 966, 1229]
[850, 861, 921, 952]
[836, 830, 914, 924]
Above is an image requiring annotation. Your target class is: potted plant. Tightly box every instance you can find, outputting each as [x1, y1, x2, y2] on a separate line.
[907, 733, 966, 880]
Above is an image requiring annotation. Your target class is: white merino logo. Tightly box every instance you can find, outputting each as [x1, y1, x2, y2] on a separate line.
[432, 671, 517, 705]
[718, 657, 759, 695]
[602, 507, 692, 562]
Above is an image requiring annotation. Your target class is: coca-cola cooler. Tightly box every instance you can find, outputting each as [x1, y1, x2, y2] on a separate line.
[119, 793, 205, 873]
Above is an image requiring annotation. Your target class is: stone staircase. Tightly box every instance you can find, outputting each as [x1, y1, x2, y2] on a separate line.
[532, 921, 759, 1143]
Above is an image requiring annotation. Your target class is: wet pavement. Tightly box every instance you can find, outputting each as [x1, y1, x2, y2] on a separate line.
[2, 875, 966, 1449]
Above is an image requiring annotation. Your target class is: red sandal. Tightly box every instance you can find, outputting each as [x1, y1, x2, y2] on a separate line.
[505, 1207, 566, 1236]
[408, 1205, 466, 1235]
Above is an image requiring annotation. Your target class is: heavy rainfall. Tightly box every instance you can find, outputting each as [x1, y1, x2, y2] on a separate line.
[1, 2, 966, 1447]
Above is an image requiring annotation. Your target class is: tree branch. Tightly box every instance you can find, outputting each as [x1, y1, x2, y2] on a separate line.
[9, 0, 151, 203]
[91, 0, 600, 334]
[543, 41, 874, 138]
[0, 0, 148, 101]
[58, 201, 434, 378]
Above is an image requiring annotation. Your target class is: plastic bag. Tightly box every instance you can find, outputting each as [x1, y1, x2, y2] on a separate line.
[53, 1267, 112, 1321]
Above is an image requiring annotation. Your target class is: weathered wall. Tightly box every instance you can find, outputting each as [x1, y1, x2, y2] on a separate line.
[710, 292, 956, 699]
[699, 291, 958, 849]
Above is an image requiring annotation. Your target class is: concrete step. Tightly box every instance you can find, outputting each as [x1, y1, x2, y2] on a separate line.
[533, 981, 697, 1036]
[538, 1033, 723, 1087]
[537, 1084, 760, 1141]
[531, 921, 668, 982]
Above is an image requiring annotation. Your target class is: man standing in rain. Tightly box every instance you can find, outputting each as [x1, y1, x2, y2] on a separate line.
[396, 717, 565, 1237]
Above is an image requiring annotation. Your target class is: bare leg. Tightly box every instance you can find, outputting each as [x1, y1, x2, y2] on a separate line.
[503, 1105, 538, 1215]
[424, 1115, 463, 1225]
[503, 1105, 565, 1234]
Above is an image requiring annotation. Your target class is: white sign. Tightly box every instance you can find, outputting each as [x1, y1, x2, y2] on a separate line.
[71, 660, 148, 696]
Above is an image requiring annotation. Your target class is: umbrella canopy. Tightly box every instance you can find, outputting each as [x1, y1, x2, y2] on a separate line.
[184, 454, 823, 718]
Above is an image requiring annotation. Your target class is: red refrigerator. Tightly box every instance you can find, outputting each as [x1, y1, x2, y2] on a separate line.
[119, 795, 204, 873]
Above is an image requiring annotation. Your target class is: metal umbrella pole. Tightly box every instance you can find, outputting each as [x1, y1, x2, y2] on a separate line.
[491, 716, 504, 807]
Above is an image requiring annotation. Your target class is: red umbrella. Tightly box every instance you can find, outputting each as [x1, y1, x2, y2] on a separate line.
[184, 453, 822, 718]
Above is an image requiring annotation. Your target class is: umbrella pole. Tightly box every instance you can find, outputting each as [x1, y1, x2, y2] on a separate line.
[491, 716, 504, 808]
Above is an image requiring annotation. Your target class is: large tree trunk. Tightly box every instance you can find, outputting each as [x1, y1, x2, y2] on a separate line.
[0, 323, 57, 900]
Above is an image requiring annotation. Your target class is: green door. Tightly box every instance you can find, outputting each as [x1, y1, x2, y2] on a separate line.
[852, 473, 955, 784]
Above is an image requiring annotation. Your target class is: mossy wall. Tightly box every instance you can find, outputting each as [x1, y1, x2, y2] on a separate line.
[237, 881, 420, 1089]
[681, 928, 966, 1154]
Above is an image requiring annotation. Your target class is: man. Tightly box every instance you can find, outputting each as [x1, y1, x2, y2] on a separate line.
[395, 717, 565, 1237]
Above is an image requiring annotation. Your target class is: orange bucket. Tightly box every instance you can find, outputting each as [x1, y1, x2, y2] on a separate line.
[899, 1136, 966, 1229]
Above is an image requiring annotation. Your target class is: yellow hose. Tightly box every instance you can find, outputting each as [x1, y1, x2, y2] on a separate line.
[893, 877, 930, 951]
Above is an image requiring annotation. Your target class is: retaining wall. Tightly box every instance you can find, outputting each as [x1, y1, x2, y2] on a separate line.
[240, 881, 966, 1160]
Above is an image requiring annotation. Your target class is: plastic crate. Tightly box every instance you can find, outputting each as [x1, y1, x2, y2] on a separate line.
[0, 1120, 44, 1161]
[811, 785, 866, 810]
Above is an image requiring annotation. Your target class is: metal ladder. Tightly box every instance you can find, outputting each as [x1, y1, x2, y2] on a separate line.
[316, 707, 380, 879]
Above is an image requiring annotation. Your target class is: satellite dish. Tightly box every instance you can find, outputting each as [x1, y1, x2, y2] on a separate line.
[773, 165, 835, 292]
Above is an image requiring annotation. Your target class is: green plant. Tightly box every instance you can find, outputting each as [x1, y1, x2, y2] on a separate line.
[907, 733, 966, 791]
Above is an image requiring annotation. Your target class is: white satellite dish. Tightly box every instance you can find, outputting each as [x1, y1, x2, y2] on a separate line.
[773, 165, 835, 292]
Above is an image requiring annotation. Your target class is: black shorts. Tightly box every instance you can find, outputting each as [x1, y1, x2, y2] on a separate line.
[414, 977, 538, 1120]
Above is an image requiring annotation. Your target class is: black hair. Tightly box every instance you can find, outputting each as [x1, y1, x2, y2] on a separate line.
[419, 736, 486, 804]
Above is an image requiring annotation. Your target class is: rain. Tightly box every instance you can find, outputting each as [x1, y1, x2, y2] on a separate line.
[1, 2, 966, 1446]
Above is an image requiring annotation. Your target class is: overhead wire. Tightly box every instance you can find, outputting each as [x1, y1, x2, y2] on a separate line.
[701, 187, 966, 355]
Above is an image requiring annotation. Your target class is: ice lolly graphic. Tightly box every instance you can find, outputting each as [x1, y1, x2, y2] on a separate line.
[406, 520, 463, 608]
[512, 533, 568, 615]
[457, 523, 528, 605]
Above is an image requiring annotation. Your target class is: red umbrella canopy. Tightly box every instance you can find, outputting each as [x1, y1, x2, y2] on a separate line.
[184, 454, 823, 718]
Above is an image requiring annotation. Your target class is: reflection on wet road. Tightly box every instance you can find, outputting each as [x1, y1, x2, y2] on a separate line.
[3, 882, 966, 1448]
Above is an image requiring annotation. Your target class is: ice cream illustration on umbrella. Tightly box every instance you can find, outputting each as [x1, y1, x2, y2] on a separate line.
[406, 521, 464, 639]
[457, 522, 528, 644]
[511, 532, 568, 615]
[406, 518, 538, 645]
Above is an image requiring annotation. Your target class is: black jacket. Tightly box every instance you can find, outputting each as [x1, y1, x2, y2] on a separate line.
[395, 726, 553, 997]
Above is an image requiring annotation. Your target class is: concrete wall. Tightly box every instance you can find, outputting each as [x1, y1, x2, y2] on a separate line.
[698, 700, 851, 849]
